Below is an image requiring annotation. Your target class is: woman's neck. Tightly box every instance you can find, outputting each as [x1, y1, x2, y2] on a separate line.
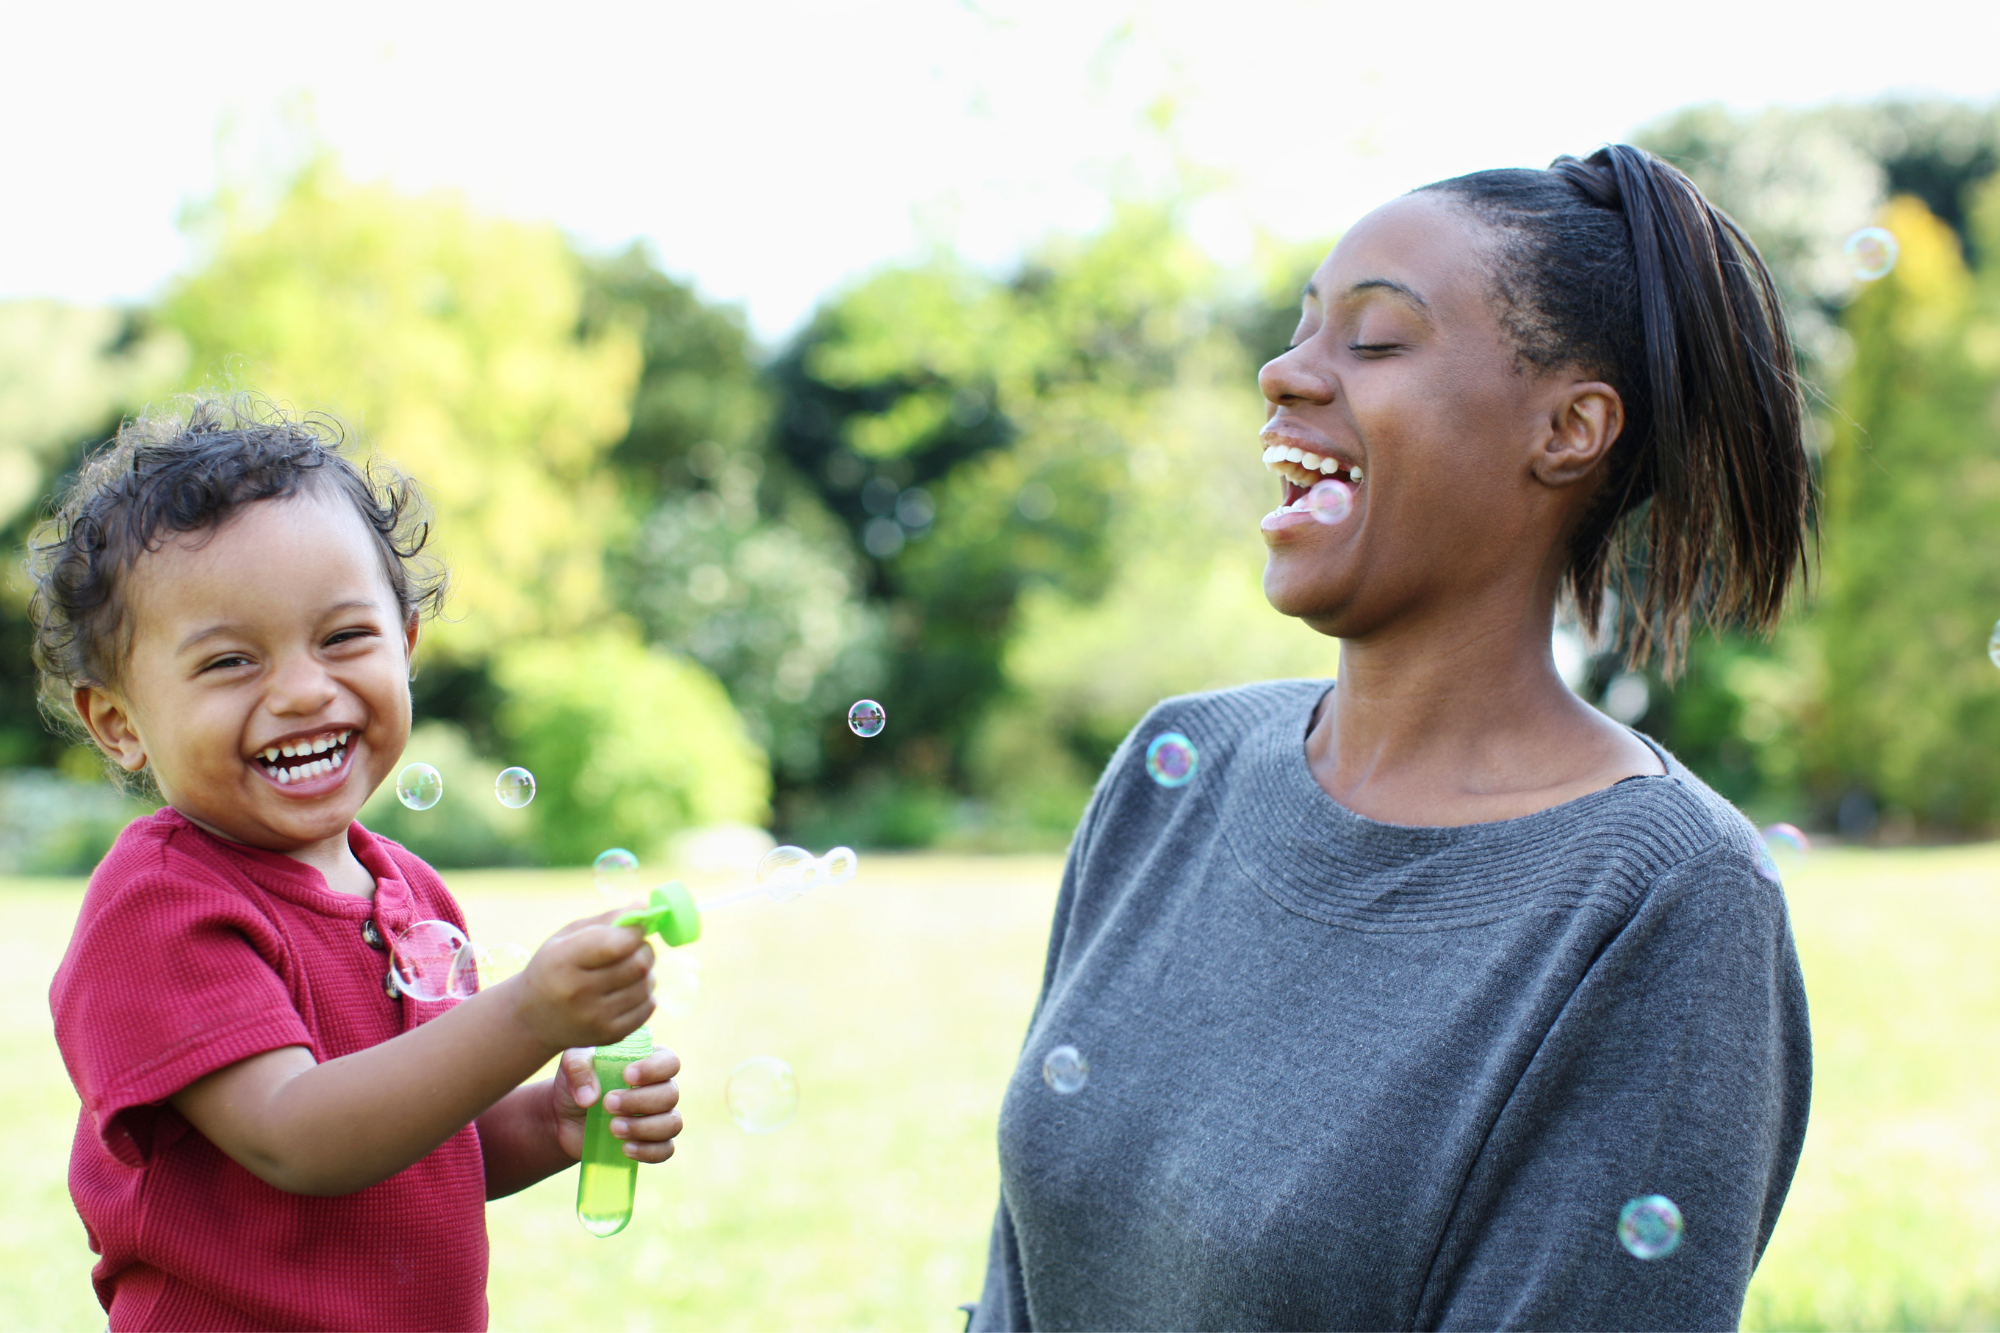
[1309, 595, 1664, 827]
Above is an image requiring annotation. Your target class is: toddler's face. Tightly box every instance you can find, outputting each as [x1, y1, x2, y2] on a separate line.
[83, 491, 419, 855]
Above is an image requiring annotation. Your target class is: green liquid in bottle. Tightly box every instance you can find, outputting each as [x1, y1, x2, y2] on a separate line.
[577, 1027, 652, 1237]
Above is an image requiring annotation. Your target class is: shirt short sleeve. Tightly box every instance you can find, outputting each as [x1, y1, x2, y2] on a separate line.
[52, 851, 314, 1168]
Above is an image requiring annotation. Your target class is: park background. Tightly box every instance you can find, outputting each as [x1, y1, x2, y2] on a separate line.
[2, 1, 1998, 1328]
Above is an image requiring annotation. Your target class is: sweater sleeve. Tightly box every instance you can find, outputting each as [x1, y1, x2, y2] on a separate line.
[1416, 843, 1812, 1331]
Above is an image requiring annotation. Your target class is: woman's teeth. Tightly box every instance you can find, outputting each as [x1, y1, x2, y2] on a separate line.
[1261, 444, 1363, 486]
[259, 731, 352, 785]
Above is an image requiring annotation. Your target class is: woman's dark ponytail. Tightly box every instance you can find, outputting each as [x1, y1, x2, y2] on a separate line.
[1424, 145, 1810, 674]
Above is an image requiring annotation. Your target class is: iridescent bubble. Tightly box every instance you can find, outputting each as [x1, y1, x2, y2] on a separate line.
[446, 939, 531, 1000]
[848, 699, 887, 738]
[1762, 823, 1809, 858]
[1618, 1194, 1684, 1261]
[819, 846, 858, 885]
[1304, 478, 1354, 525]
[494, 766, 536, 809]
[395, 763, 443, 811]
[1844, 227, 1899, 282]
[1042, 1044, 1089, 1094]
[1145, 732, 1198, 788]
[389, 920, 468, 1001]
[1756, 823, 1810, 883]
[756, 845, 820, 900]
[726, 1055, 798, 1133]
[593, 848, 641, 900]
[1987, 618, 2000, 671]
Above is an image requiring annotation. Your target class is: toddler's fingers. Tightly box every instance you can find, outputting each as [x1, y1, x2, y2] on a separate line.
[604, 1076, 679, 1119]
[622, 1048, 683, 1087]
[562, 922, 651, 970]
[614, 1110, 684, 1162]
[559, 1047, 601, 1108]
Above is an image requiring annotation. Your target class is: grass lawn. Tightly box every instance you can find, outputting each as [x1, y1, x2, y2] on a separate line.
[2, 846, 1995, 1330]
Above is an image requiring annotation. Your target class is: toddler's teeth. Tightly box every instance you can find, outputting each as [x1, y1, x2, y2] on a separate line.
[1350, 466, 1364, 482]
[263, 747, 278, 762]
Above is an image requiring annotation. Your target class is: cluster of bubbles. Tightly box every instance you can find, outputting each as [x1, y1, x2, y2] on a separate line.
[725, 1055, 799, 1133]
[1844, 227, 1899, 283]
[1755, 822, 1810, 884]
[1042, 1044, 1089, 1095]
[1987, 618, 2000, 671]
[392, 696, 888, 1139]
[386, 920, 531, 1002]
[753, 844, 859, 899]
[1145, 732, 1198, 788]
[1617, 1194, 1684, 1261]
[394, 762, 539, 812]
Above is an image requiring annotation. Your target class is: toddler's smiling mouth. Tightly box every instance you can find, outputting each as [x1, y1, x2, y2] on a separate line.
[254, 730, 355, 787]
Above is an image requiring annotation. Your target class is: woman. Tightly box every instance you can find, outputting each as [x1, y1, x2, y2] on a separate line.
[970, 145, 1812, 1332]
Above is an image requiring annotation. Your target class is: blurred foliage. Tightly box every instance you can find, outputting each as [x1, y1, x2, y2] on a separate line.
[8, 98, 2000, 858]
[1800, 190, 2000, 831]
[492, 630, 769, 866]
[0, 304, 184, 773]
[1631, 100, 2000, 835]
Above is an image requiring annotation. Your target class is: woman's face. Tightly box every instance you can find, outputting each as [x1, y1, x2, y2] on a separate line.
[1258, 193, 1598, 639]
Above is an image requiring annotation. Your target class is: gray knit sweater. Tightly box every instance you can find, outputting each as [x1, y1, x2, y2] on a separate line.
[971, 680, 1810, 1332]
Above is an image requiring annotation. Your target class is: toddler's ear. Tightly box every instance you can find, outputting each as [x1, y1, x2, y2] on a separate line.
[75, 685, 148, 772]
[403, 611, 421, 677]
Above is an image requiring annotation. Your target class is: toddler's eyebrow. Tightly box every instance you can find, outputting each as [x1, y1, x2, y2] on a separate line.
[176, 623, 244, 654]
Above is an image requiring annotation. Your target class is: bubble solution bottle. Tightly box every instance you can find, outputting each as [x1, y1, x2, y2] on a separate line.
[576, 1026, 653, 1237]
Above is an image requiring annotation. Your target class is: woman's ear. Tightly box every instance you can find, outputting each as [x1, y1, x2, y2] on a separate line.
[75, 685, 148, 773]
[1532, 381, 1624, 487]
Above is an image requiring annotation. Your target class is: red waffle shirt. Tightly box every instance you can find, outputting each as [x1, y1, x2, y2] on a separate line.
[50, 809, 490, 1332]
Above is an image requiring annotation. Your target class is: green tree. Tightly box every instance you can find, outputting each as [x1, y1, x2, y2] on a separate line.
[1804, 192, 2000, 830]
[583, 247, 884, 785]
[156, 163, 768, 862]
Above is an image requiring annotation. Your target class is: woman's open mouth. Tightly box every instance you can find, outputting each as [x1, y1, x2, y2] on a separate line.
[255, 730, 354, 788]
[1261, 443, 1363, 529]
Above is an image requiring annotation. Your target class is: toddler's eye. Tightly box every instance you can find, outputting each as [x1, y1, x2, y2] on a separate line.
[203, 654, 252, 672]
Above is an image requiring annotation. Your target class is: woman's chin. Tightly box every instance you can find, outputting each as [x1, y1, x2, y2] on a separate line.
[1262, 557, 1354, 627]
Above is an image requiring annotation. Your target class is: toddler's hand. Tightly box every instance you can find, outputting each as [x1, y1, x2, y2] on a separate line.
[511, 910, 656, 1052]
[552, 1046, 684, 1163]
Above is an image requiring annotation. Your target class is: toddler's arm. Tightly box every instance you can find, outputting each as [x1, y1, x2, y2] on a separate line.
[171, 911, 654, 1197]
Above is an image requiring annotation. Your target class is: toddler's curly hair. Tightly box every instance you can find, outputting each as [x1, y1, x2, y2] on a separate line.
[27, 393, 449, 737]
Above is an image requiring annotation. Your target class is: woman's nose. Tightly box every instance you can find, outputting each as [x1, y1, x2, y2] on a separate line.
[1259, 343, 1334, 408]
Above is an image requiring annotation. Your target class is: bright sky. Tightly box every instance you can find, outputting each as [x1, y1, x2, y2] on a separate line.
[5, 0, 1996, 342]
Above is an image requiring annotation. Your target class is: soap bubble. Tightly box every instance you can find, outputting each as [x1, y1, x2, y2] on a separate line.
[1618, 1195, 1684, 1261]
[396, 763, 443, 811]
[389, 920, 468, 1001]
[446, 939, 531, 999]
[1042, 1044, 1089, 1094]
[848, 699, 887, 738]
[593, 848, 641, 900]
[1756, 823, 1809, 883]
[1844, 227, 1899, 282]
[494, 766, 536, 808]
[1987, 618, 2000, 670]
[1145, 732, 1198, 788]
[757, 845, 821, 900]
[1304, 478, 1354, 525]
[654, 952, 702, 1019]
[726, 1056, 798, 1133]
[819, 846, 858, 885]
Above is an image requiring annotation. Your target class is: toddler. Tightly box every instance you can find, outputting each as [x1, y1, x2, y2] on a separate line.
[36, 397, 679, 1332]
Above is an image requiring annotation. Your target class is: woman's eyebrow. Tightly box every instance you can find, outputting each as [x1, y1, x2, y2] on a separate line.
[1302, 277, 1433, 318]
